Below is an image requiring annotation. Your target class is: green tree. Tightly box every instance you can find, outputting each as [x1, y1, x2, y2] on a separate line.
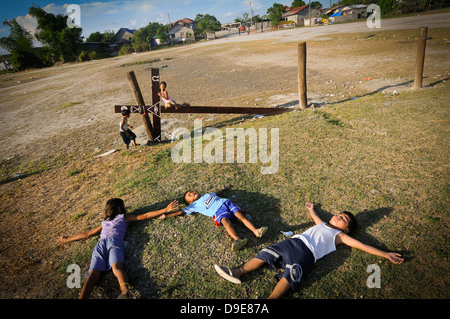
[86, 31, 103, 42]
[267, 3, 286, 25]
[291, 0, 306, 8]
[195, 14, 221, 36]
[235, 12, 251, 23]
[378, 0, 399, 14]
[0, 19, 42, 70]
[311, 1, 323, 9]
[131, 22, 163, 51]
[132, 22, 162, 45]
[156, 25, 170, 43]
[101, 31, 114, 44]
[86, 30, 114, 44]
[28, 5, 83, 63]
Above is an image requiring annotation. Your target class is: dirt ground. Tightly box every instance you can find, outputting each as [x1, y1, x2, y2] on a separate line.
[0, 12, 449, 298]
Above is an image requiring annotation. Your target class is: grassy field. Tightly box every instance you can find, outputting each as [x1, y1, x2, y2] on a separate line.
[47, 84, 449, 299]
[0, 24, 448, 300]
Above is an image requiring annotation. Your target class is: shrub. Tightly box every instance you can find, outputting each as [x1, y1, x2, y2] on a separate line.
[77, 50, 89, 62]
[118, 44, 134, 56]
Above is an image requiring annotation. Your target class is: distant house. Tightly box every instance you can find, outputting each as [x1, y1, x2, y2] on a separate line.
[282, 5, 321, 26]
[109, 28, 136, 55]
[112, 28, 136, 44]
[327, 4, 368, 23]
[0, 59, 13, 71]
[324, 5, 346, 16]
[221, 22, 242, 30]
[169, 18, 197, 43]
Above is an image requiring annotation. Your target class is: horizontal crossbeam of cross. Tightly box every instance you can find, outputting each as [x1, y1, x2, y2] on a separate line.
[114, 105, 292, 115]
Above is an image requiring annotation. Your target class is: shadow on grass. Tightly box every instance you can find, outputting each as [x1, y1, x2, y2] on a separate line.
[88, 200, 174, 299]
[181, 188, 310, 249]
[294, 204, 395, 297]
[221, 202, 396, 298]
[273, 76, 450, 110]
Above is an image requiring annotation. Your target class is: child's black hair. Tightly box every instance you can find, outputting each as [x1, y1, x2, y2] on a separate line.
[104, 198, 127, 221]
[183, 190, 190, 205]
[342, 211, 357, 233]
[160, 81, 167, 87]
[121, 109, 130, 116]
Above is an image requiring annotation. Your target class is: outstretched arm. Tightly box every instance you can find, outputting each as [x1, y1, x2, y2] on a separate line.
[337, 232, 404, 264]
[305, 202, 324, 225]
[125, 200, 179, 222]
[158, 209, 185, 219]
[58, 225, 102, 245]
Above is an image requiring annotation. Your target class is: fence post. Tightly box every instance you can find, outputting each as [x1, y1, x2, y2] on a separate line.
[297, 42, 307, 110]
[126, 71, 155, 142]
[414, 26, 428, 90]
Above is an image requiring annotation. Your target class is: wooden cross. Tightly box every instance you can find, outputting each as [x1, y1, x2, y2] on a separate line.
[116, 60, 305, 143]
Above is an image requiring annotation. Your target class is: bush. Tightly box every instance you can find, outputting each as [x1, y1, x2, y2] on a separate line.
[133, 43, 149, 53]
[88, 51, 97, 60]
[77, 50, 89, 62]
[118, 44, 134, 56]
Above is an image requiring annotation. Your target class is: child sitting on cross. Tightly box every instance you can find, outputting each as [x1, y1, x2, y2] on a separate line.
[214, 202, 404, 299]
[158, 81, 177, 109]
[160, 185, 268, 251]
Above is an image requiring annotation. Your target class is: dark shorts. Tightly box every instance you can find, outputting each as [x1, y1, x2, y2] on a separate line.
[120, 129, 136, 145]
[255, 237, 314, 291]
[212, 200, 241, 226]
[85, 237, 125, 277]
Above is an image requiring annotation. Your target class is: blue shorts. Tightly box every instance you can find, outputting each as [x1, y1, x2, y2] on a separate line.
[85, 237, 125, 277]
[255, 237, 314, 291]
[120, 129, 136, 145]
[212, 200, 241, 226]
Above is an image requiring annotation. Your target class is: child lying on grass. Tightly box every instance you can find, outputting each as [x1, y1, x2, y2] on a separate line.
[160, 185, 267, 251]
[58, 198, 178, 299]
[214, 202, 404, 299]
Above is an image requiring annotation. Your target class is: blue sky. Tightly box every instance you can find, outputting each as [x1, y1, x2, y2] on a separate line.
[0, 0, 330, 48]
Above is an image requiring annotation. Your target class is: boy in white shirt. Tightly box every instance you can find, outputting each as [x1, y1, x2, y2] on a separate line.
[214, 202, 404, 299]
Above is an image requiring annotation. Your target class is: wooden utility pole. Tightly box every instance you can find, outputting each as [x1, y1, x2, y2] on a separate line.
[414, 26, 428, 89]
[126, 71, 155, 142]
[297, 42, 307, 110]
[309, 0, 311, 27]
[250, 2, 253, 28]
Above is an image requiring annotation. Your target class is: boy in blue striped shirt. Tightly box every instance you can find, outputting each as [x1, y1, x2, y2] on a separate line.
[162, 185, 267, 251]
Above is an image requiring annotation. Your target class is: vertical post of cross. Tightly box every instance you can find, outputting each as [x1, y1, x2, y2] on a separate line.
[126, 71, 155, 143]
[150, 68, 162, 142]
[297, 42, 307, 110]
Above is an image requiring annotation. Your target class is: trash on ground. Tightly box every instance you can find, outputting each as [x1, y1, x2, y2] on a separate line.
[94, 149, 116, 158]
[281, 231, 293, 237]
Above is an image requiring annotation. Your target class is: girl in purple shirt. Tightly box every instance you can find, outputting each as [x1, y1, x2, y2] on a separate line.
[58, 198, 178, 299]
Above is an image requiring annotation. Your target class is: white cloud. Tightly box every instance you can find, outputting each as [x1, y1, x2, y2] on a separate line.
[139, 3, 153, 11]
[104, 9, 119, 14]
[15, 13, 38, 36]
[42, 3, 66, 15]
[223, 12, 236, 17]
